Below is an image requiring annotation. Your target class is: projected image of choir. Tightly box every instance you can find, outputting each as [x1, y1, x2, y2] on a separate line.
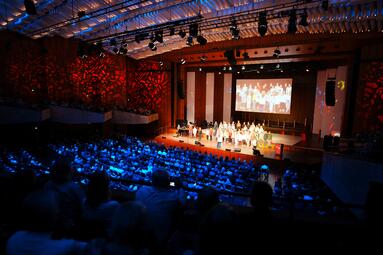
[236, 81, 292, 114]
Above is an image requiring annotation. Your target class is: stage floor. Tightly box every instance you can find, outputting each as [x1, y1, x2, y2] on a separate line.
[157, 130, 322, 164]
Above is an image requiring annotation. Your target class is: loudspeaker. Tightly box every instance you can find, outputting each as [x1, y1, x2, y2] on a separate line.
[234, 148, 241, 152]
[225, 148, 231, 151]
[179, 140, 184, 143]
[325, 80, 336, 106]
[194, 140, 200, 145]
[161, 136, 166, 139]
[24, 0, 37, 15]
[177, 81, 185, 99]
[253, 149, 261, 156]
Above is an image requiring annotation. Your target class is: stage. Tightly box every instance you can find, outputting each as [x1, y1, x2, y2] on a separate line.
[156, 129, 323, 164]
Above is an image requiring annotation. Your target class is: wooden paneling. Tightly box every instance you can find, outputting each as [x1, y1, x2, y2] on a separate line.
[194, 71, 206, 122]
[213, 73, 224, 122]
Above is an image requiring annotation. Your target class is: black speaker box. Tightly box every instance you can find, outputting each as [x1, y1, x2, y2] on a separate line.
[179, 140, 184, 143]
[234, 148, 241, 152]
[225, 148, 231, 151]
[325, 80, 336, 106]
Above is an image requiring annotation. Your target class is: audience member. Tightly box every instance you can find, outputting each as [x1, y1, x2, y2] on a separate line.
[6, 190, 87, 255]
[44, 157, 85, 236]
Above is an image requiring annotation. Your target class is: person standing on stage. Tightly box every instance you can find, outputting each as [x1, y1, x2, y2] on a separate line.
[213, 121, 218, 138]
[198, 127, 203, 141]
[216, 130, 223, 149]
[236, 120, 241, 130]
[193, 126, 197, 138]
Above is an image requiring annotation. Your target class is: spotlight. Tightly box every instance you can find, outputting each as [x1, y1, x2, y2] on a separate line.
[219, 71, 222, 74]
[241, 66, 245, 70]
[155, 30, 163, 43]
[260, 64, 264, 69]
[148, 42, 157, 51]
[180, 58, 186, 64]
[159, 61, 164, 67]
[179, 29, 186, 38]
[230, 20, 240, 40]
[237, 71, 240, 74]
[197, 35, 207, 45]
[198, 67, 202, 72]
[228, 66, 232, 71]
[258, 11, 268, 36]
[119, 46, 127, 55]
[77, 11, 86, 18]
[110, 38, 117, 46]
[121, 40, 128, 48]
[200, 55, 207, 63]
[189, 23, 199, 37]
[112, 47, 119, 54]
[186, 36, 193, 46]
[273, 48, 281, 57]
[305, 67, 310, 72]
[224, 49, 236, 66]
[322, 0, 329, 11]
[170, 27, 175, 36]
[276, 63, 280, 69]
[288, 10, 297, 34]
[135, 34, 141, 43]
[299, 12, 309, 27]
[243, 52, 250, 60]
[223, 67, 227, 71]
[24, 0, 37, 15]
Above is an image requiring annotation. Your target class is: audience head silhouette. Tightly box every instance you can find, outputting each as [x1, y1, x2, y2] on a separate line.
[250, 181, 273, 209]
[87, 171, 110, 208]
[110, 202, 149, 249]
[22, 190, 59, 232]
[197, 188, 220, 214]
[50, 157, 73, 184]
[152, 170, 170, 188]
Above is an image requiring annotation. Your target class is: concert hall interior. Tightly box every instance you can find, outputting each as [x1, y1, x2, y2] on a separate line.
[1, 0, 383, 254]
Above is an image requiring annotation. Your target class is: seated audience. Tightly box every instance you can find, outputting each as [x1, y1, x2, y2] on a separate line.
[100, 202, 154, 255]
[7, 190, 87, 255]
[44, 157, 85, 236]
[80, 171, 119, 240]
[135, 170, 184, 245]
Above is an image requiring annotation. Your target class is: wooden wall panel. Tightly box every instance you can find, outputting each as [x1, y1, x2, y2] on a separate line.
[213, 73, 224, 122]
[194, 71, 206, 122]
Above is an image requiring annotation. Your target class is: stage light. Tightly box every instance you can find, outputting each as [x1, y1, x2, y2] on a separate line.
[288, 10, 297, 34]
[186, 36, 193, 46]
[243, 52, 249, 60]
[224, 49, 236, 66]
[258, 11, 268, 36]
[180, 58, 186, 64]
[197, 35, 207, 45]
[276, 63, 280, 69]
[322, 0, 329, 11]
[110, 38, 117, 46]
[260, 64, 264, 69]
[299, 11, 309, 27]
[198, 67, 202, 72]
[237, 71, 240, 74]
[200, 55, 207, 63]
[159, 61, 164, 67]
[112, 47, 119, 54]
[24, 0, 37, 15]
[273, 48, 281, 57]
[135, 35, 141, 43]
[189, 23, 199, 37]
[241, 66, 245, 70]
[148, 42, 157, 51]
[155, 30, 163, 43]
[99, 52, 105, 58]
[179, 29, 186, 38]
[121, 40, 128, 48]
[169, 27, 175, 36]
[219, 71, 222, 74]
[230, 20, 240, 40]
[305, 68, 310, 72]
[228, 66, 232, 71]
[119, 46, 127, 55]
[223, 66, 227, 71]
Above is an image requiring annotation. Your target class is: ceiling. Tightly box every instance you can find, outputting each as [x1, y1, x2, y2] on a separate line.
[1, 0, 383, 60]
